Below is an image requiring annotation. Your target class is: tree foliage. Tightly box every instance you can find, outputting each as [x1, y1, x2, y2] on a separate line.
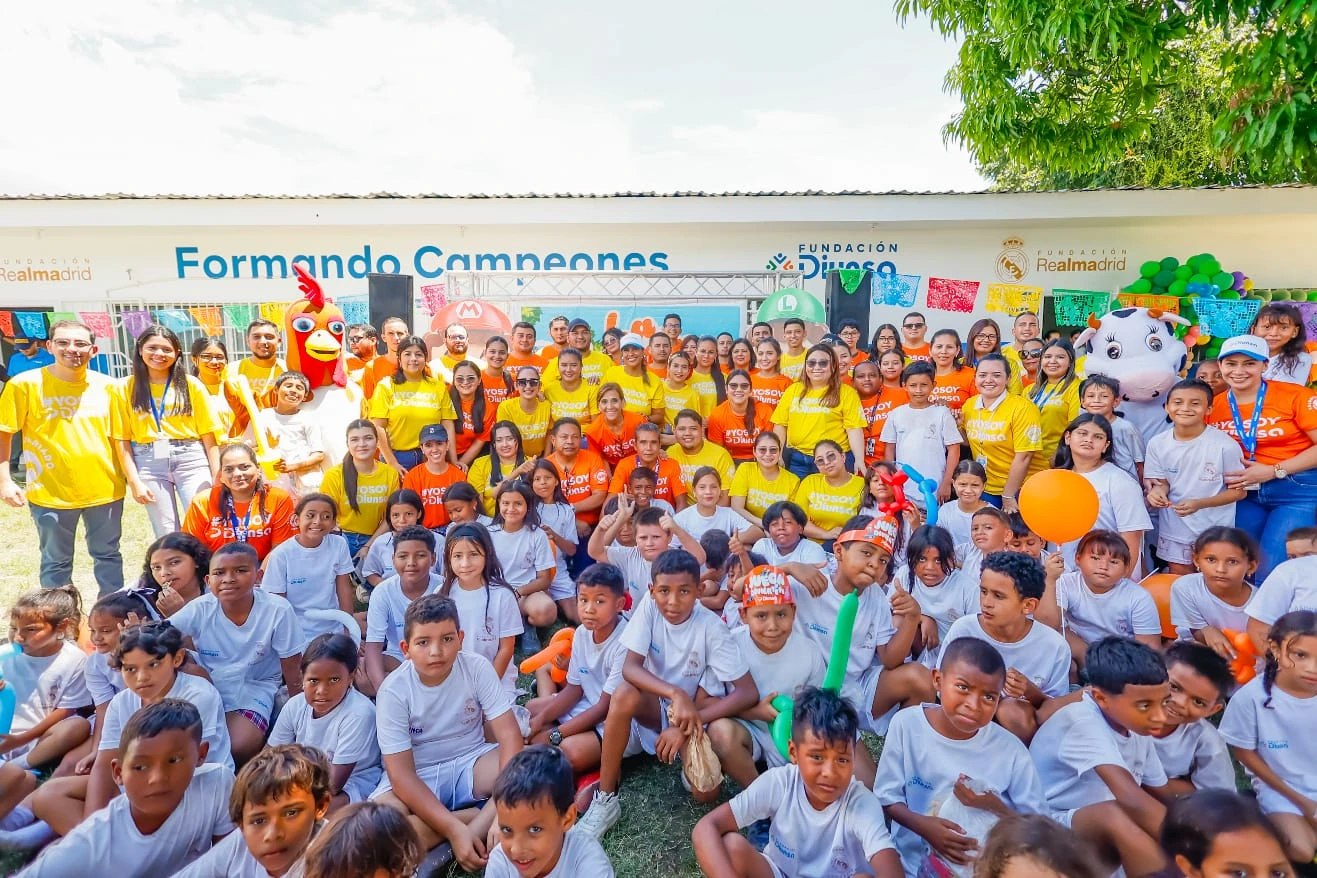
[895, 0, 1317, 187]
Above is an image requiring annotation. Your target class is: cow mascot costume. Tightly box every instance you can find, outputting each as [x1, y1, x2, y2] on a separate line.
[1075, 306, 1190, 442]
[284, 264, 362, 462]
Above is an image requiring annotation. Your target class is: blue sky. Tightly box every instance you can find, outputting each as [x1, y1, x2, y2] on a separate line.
[1, 0, 983, 195]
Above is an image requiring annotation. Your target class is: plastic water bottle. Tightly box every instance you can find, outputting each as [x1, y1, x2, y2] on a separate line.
[0, 642, 22, 735]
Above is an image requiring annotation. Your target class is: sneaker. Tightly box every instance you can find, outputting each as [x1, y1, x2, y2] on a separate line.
[520, 627, 542, 654]
[573, 790, 621, 839]
[746, 818, 772, 851]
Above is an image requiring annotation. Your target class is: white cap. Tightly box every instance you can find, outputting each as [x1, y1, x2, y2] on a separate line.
[1218, 335, 1270, 362]
[619, 333, 646, 349]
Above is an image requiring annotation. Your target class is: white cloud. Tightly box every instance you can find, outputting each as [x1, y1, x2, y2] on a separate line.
[0, 1, 983, 195]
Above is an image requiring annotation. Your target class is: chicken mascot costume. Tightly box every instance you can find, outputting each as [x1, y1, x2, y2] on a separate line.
[284, 264, 361, 462]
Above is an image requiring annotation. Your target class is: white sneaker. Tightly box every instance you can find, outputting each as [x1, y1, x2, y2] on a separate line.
[574, 790, 621, 839]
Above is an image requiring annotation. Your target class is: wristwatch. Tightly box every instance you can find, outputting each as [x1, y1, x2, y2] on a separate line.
[1275, 466, 1290, 480]
[548, 727, 563, 747]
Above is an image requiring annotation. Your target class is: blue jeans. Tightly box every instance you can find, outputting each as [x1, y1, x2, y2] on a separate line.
[786, 448, 856, 480]
[981, 492, 1003, 509]
[29, 499, 125, 595]
[393, 448, 423, 471]
[342, 530, 372, 560]
[1235, 469, 1317, 581]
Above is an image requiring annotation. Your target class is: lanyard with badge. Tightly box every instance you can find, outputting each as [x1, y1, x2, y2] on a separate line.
[148, 377, 172, 460]
[1032, 381, 1061, 411]
[1228, 379, 1267, 489]
[227, 495, 254, 544]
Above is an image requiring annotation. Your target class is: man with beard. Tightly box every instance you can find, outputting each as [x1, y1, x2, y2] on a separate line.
[431, 322, 484, 382]
[544, 319, 613, 386]
[226, 319, 286, 407]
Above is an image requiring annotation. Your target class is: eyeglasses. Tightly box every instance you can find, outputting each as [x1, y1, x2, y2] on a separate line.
[455, 374, 478, 383]
[974, 333, 998, 342]
[194, 352, 227, 362]
[516, 379, 541, 387]
[52, 340, 93, 350]
[805, 359, 832, 368]
[903, 322, 925, 330]
[447, 334, 467, 341]
[727, 382, 752, 390]
[814, 452, 841, 464]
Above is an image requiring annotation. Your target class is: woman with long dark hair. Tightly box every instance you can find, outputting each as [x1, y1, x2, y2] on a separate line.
[771, 343, 867, 479]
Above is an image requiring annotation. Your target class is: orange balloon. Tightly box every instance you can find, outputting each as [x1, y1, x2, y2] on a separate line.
[1018, 469, 1100, 544]
[1139, 573, 1179, 640]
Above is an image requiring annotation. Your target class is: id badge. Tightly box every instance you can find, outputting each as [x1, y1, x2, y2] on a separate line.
[975, 454, 988, 468]
[152, 439, 171, 460]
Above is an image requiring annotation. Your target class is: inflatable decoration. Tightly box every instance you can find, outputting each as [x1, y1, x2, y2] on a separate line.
[1075, 306, 1189, 443]
[519, 627, 575, 684]
[1223, 630, 1261, 684]
[1138, 573, 1179, 640]
[424, 299, 513, 359]
[877, 470, 915, 518]
[770, 591, 858, 758]
[0, 642, 20, 735]
[1018, 469, 1099, 545]
[284, 265, 362, 463]
[897, 464, 940, 525]
[1120, 254, 1256, 361]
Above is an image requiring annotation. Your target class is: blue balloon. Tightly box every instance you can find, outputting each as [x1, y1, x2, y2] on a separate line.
[897, 464, 941, 525]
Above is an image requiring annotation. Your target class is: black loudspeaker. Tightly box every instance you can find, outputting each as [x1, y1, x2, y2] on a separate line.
[825, 269, 872, 338]
[367, 273, 414, 353]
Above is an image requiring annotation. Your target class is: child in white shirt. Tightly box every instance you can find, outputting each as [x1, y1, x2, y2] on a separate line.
[1170, 527, 1257, 653]
[488, 481, 558, 638]
[528, 458, 582, 618]
[247, 371, 326, 497]
[441, 521, 524, 692]
[956, 506, 1013, 586]
[261, 492, 357, 648]
[1245, 555, 1317, 654]
[894, 525, 977, 667]
[692, 686, 901, 878]
[880, 360, 963, 508]
[361, 489, 444, 586]
[1151, 642, 1237, 794]
[875, 638, 1046, 876]
[588, 499, 706, 608]
[672, 466, 744, 541]
[363, 525, 444, 695]
[1080, 375, 1146, 482]
[936, 461, 989, 548]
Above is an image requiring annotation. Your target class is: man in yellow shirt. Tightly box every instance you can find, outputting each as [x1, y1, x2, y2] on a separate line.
[0, 320, 127, 594]
[430, 322, 485, 382]
[225, 318, 287, 408]
[666, 409, 736, 504]
[780, 317, 809, 380]
[544, 319, 613, 386]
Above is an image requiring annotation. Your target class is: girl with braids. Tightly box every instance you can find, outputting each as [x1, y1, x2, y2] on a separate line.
[707, 368, 773, 464]
[112, 323, 222, 537]
[446, 359, 493, 467]
[440, 522, 523, 692]
[321, 420, 400, 561]
[1219, 610, 1317, 864]
[467, 420, 535, 515]
[183, 442, 295, 562]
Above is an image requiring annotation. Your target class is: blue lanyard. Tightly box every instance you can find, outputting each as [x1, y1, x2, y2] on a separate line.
[147, 376, 172, 433]
[227, 497, 253, 544]
[1033, 381, 1061, 410]
[1227, 380, 1267, 461]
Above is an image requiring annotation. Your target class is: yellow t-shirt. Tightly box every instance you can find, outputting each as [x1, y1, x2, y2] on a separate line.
[663, 382, 707, 425]
[602, 366, 664, 415]
[110, 375, 223, 444]
[543, 350, 614, 386]
[1027, 380, 1082, 476]
[1000, 348, 1028, 396]
[495, 398, 554, 456]
[367, 375, 455, 452]
[666, 442, 736, 501]
[199, 382, 235, 439]
[688, 372, 720, 416]
[780, 350, 808, 380]
[225, 358, 287, 405]
[770, 383, 867, 456]
[729, 463, 801, 521]
[795, 473, 865, 538]
[0, 368, 125, 508]
[321, 462, 400, 535]
[465, 454, 514, 515]
[542, 380, 598, 424]
[961, 394, 1044, 495]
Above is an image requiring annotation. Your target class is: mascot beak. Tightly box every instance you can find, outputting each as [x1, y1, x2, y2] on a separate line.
[304, 329, 342, 361]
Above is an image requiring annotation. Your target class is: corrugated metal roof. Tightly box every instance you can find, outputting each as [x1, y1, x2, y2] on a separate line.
[1, 184, 1313, 200]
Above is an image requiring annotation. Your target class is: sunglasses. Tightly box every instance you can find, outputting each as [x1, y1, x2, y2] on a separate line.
[1021, 350, 1043, 359]
[903, 322, 925, 330]
[805, 359, 832, 368]
[516, 379, 541, 387]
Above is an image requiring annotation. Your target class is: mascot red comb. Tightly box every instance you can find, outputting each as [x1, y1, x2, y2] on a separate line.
[284, 265, 362, 463]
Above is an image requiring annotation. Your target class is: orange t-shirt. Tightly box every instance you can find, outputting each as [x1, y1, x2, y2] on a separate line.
[506, 351, 547, 371]
[362, 354, 398, 400]
[649, 363, 668, 380]
[403, 464, 467, 529]
[1206, 380, 1317, 466]
[750, 373, 794, 409]
[541, 344, 564, 360]
[861, 387, 909, 466]
[450, 395, 496, 458]
[904, 342, 932, 362]
[932, 367, 976, 410]
[583, 411, 647, 468]
[706, 401, 775, 461]
[481, 372, 513, 408]
[182, 485, 296, 561]
[609, 454, 686, 506]
[548, 449, 610, 524]
[849, 351, 870, 366]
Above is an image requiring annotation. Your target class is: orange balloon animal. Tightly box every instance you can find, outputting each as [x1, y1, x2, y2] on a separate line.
[1223, 629, 1261, 683]
[518, 627, 574, 684]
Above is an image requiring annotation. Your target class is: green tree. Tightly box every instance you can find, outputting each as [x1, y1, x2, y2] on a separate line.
[895, 0, 1317, 186]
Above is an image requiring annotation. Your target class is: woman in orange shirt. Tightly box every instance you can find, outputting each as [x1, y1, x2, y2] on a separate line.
[751, 338, 794, 409]
[852, 358, 907, 469]
[584, 382, 646, 468]
[480, 335, 514, 408]
[877, 350, 905, 391]
[446, 360, 494, 467]
[869, 323, 905, 362]
[707, 369, 773, 464]
[729, 338, 756, 374]
[545, 417, 609, 537]
[182, 442, 295, 561]
[929, 328, 975, 413]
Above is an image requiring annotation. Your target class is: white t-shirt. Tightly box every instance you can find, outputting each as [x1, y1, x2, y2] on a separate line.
[672, 504, 744, 543]
[935, 502, 975, 548]
[1058, 464, 1152, 572]
[619, 595, 749, 699]
[750, 537, 828, 604]
[3, 642, 90, 738]
[604, 544, 655, 607]
[84, 651, 124, 707]
[793, 581, 894, 702]
[1029, 693, 1168, 813]
[1219, 676, 1317, 812]
[99, 672, 232, 769]
[448, 583, 524, 689]
[1153, 721, 1236, 792]
[1108, 414, 1146, 482]
[261, 535, 357, 646]
[538, 501, 579, 597]
[880, 404, 963, 499]
[16, 763, 234, 878]
[252, 406, 324, 493]
[485, 828, 614, 878]
[733, 625, 827, 742]
[1248, 556, 1317, 626]
[171, 822, 312, 878]
[956, 542, 985, 585]
[364, 573, 443, 661]
[894, 568, 978, 666]
[1169, 573, 1255, 640]
[564, 621, 629, 732]
[375, 653, 512, 771]
[1055, 571, 1163, 643]
[729, 764, 895, 878]
[361, 531, 445, 582]
[169, 590, 305, 717]
[269, 687, 382, 803]
[1143, 426, 1244, 546]
[489, 524, 556, 590]
[874, 705, 1046, 875]
[1264, 350, 1312, 385]
[941, 614, 1071, 699]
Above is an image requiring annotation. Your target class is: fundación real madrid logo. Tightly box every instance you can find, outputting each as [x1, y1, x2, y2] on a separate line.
[996, 238, 1029, 283]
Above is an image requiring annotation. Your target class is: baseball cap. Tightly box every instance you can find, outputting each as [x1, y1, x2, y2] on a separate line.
[619, 333, 646, 350]
[742, 565, 793, 607]
[836, 516, 899, 554]
[419, 424, 449, 444]
[568, 318, 591, 331]
[1218, 335, 1270, 363]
